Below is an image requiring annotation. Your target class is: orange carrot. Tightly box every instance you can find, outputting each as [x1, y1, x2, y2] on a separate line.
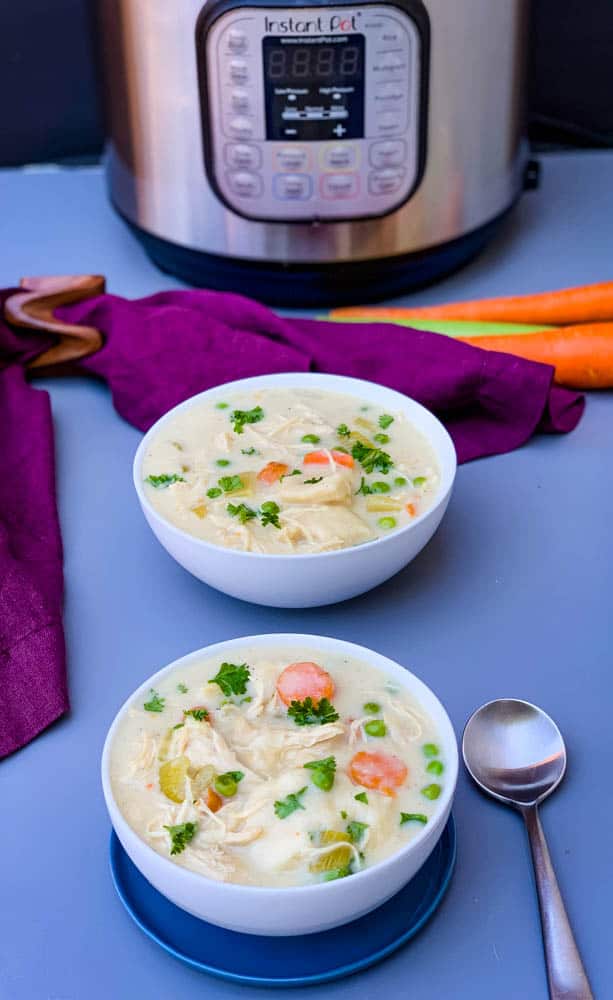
[457, 324, 613, 389]
[330, 282, 613, 326]
[349, 751, 408, 797]
[303, 449, 355, 468]
[276, 661, 335, 707]
[406, 503, 416, 517]
[257, 461, 289, 484]
[205, 787, 222, 812]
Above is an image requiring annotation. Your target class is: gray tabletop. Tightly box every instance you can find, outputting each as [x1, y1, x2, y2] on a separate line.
[1, 152, 612, 999]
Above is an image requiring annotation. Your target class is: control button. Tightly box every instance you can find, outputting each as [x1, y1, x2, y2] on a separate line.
[228, 59, 249, 84]
[323, 144, 358, 169]
[377, 27, 404, 47]
[377, 111, 403, 134]
[332, 123, 347, 138]
[368, 168, 406, 196]
[369, 139, 407, 169]
[275, 147, 309, 171]
[226, 171, 263, 198]
[375, 83, 406, 103]
[224, 143, 262, 171]
[374, 54, 406, 73]
[228, 116, 254, 139]
[273, 173, 312, 201]
[227, 29, 247, 53]
[230, 89, 250, 112]
[321, 173, 359, 199]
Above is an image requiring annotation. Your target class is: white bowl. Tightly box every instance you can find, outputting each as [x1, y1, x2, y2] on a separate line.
[101, 633, 458, 937]
[133, 373, 457, 608]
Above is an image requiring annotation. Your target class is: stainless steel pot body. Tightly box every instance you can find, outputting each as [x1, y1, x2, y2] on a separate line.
[100, 0, 530, 265]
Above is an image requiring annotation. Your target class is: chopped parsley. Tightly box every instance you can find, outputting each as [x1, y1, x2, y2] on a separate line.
[304, 756, 336, 791]
[260, 500, 281, 529]
[206, 487, 223, 499]
[177, 682, 188, 694]
[230, 405, 264, 434]
[354, 792, 369, 804]
[301, 434, 320, 444]
[356, 477, 373, 496]
[145, 473, 185, 488]
[241, 447, 258, 456]
[379, 414, 394, 430]
[400, 813, 428, 825]
[351, 441, 393, 475]
[218, 474, 244, 494]
[281, 469, 301, 480]
[164, 821, 198, 855]
[287, 697, 339, 727]
[304, 476, 323, 485]
[143, 689, 165, 713]
[183, 707, 208, 721]
[274, 786, 308, 819]
[346, 820, 369, 844]
[227, 501, 257, 524]
[336, 423, 351, 437]
[373, 433, 390, 445]
[210, 661, 250, 697]
[216, 458, 231, 467]
[340, 809, 348, 820]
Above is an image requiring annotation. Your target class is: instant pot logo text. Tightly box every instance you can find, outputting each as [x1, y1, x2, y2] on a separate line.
[264, 13, 360, 33]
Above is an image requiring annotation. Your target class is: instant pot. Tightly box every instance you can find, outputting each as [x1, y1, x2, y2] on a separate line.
[99, 0, 532, 305]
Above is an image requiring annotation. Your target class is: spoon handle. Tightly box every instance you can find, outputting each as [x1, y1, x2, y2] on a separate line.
[523, 806, 593, 999]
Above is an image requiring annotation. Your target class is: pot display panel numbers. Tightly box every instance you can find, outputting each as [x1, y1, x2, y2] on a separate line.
[203, 5, 423, 221]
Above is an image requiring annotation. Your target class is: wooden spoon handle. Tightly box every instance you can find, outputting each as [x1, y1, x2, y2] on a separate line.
[4, 274, 105, 373]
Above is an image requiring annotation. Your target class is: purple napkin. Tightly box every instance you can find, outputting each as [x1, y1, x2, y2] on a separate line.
[1, 286, 584, 758]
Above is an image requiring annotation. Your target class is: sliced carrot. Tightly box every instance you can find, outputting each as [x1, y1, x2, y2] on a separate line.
[458, 324, 613, 389]
[205, 787, 222, 813]
[349, 751, 408, 796]
[303, 449, 355, 468]
[257, 461, 289, 484]
[145, 783, 153, 790]
[406, 503, 416, 517]
[276, 661, 336, 707]
[329, 281, 613, 326]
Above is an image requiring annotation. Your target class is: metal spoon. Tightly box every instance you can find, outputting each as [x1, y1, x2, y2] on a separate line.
[462, 699, 593, 1000]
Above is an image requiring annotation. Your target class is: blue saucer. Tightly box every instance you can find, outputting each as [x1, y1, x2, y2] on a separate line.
[109, 815, 456, 988]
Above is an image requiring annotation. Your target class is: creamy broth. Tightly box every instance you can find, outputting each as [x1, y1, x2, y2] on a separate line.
[141, 388, 440, 554]
[110, 647, 446, 887]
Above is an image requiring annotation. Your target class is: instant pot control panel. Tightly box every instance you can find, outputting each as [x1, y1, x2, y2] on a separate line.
[197, 1, 429, 222]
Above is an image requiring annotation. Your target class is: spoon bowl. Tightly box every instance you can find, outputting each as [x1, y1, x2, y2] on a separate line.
[462, 698, 567, 808]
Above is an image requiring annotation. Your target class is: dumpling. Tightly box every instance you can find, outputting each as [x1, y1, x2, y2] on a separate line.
[280, 506, 373, 550]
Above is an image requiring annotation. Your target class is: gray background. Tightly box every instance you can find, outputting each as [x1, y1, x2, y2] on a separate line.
[0, 0, 612, 166]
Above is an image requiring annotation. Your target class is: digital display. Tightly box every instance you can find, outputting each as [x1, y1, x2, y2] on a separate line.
[263, 35, 365, 141]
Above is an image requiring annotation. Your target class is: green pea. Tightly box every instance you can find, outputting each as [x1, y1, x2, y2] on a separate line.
[422, 743, 439, 758]
[374, 433, 390, 445]
[377, 517, 397, 530]
[216, 402, 229, 409]
[214, 774, 238, 797]
[311, 770, 334, 792]
[207, 487, 222, 499]
[413, 476, 427, 487]
[421, 783, 442, 800]
[216, 459, 231, 467]
[301, 434, 320, 444]
[363, 702, 380, 714]
[364, 719, 387, 738]
[371, 482, 390, 494]
[400, 813, 428, 825]
[394, 477, 408, 487]
[427, 760, 444, 776]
